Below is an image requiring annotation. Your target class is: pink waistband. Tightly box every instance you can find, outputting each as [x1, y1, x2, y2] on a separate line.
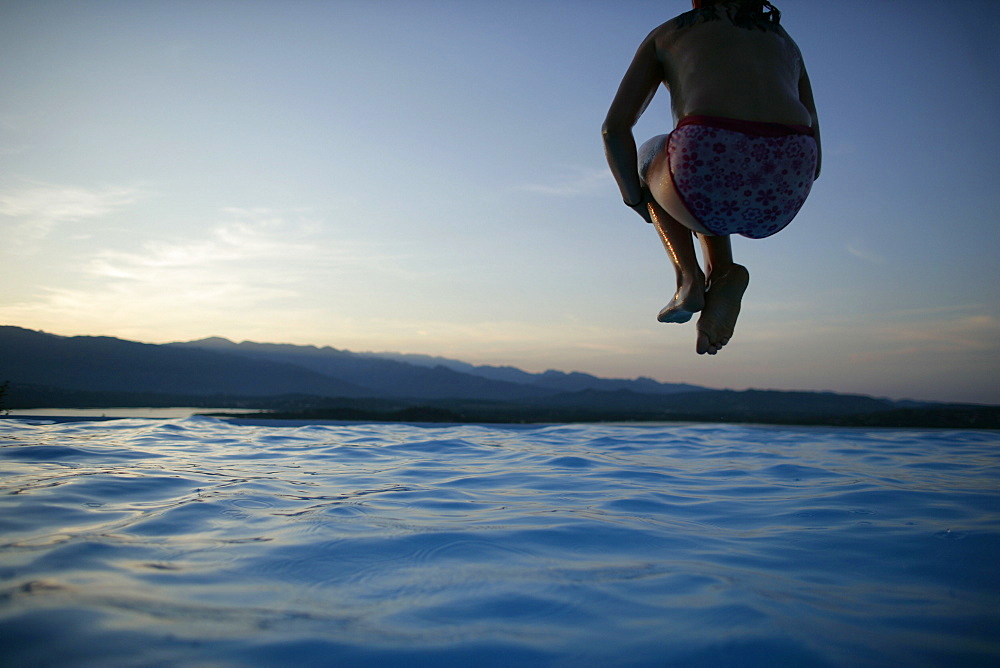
[677, 115, 814, 137]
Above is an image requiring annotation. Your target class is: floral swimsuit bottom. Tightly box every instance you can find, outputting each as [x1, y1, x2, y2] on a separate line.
[641, 115, 818, 239]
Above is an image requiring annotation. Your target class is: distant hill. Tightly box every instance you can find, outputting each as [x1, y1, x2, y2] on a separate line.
[167, 338, 550, 401]
[4, 326, 996, 428]
[172, 337, 705, 397]
[0, 326, 365, 398]
[0, 326, 702, 405]
[353, 350, 705, 394]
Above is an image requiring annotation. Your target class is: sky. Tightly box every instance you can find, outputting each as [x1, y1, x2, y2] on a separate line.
[1, 0, 998, 405]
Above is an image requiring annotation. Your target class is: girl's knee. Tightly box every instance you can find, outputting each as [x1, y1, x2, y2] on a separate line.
[637, 134, 670, 185]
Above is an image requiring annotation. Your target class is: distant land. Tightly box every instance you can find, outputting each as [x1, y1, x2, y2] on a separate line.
[1, 326, 997, 428]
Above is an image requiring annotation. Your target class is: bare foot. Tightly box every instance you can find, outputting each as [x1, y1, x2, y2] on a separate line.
[657, 272, 705, 323]
[658, 286, 704, 323]
[696, 264, 749, 354]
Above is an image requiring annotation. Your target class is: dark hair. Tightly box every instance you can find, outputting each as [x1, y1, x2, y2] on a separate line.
[677, 1, 781, 31]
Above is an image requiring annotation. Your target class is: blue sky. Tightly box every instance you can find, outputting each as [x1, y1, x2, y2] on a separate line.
[1, 0, 998, 404]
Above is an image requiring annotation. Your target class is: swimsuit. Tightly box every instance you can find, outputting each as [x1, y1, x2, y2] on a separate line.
[640, 115, 818, 238]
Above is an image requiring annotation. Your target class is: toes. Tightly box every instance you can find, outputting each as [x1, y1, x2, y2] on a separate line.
[696, 332, 709, 355]
[697, 338, 719, 355]
[697, 332, 728, 355]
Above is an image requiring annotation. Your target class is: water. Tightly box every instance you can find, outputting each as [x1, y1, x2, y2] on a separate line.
[1, 417, 997, 666]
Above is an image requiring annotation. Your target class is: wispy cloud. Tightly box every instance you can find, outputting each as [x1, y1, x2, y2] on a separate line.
[845, 240, 886, 264]
[0, 207, 417, 338]
[847, 314, 1000, 362]
[830, 142, 858, 157]
[882, 303, 994, 319]
[518, 166, 611, 197]
[0, 182, 144, 245]
[0, 113, 31, 156]
[84, 210, 345, 300]
[743, 304, 1000, 354]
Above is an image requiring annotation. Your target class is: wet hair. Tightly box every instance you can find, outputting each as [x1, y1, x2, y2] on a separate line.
[677, 0, 782, 32]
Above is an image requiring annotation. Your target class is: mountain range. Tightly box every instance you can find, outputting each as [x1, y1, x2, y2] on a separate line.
[0, 326, 702, 401]
[2, 325, 997, 428]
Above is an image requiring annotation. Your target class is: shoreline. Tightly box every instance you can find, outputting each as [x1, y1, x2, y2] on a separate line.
[4, 404, 998, 430]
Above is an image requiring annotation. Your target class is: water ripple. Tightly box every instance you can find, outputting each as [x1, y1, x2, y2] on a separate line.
[0, 417, 997, 666]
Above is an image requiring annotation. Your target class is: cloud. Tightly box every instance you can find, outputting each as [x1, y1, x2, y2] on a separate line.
[518, 166, 611, 197]
[0, 206, 420, 339]
[742, 305, 1000, 358]
[856, 314, 1000, 358]
[845, 240, 886, 264]
[830, 142, 858, 157]
[0, 182, 143, 244]
[0, 114, 30, 157]
[83, 210, 344, 301]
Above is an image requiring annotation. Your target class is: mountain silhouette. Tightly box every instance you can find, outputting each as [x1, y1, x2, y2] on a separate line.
[0, 326, 364, 397]
[169, 336, 704, 398]
[0, 326, 702, 402]
[5, 326, 995, 428]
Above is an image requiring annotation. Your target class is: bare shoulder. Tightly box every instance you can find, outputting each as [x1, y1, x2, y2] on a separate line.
[647, 5, 732, 44]
[639, 14, 688, 72]
[774, 24, 803, 58]
[644, 15, 684, 48]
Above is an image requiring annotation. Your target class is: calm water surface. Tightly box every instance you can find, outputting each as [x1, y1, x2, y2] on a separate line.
[1, 417, 998, 666]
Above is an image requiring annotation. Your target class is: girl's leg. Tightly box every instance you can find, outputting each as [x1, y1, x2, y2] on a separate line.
[648, 200, 705, 323]
[641, 133, 750, 354]
[695, 233, 750, 355]
[639, 135, 707, 323]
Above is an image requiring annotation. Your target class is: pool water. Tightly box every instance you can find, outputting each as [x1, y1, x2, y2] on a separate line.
[1, 417, 997, 666]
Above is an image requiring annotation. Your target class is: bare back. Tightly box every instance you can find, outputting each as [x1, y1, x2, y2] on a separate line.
[655, 8, 811, 126]
[602, 1, 821, 212]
